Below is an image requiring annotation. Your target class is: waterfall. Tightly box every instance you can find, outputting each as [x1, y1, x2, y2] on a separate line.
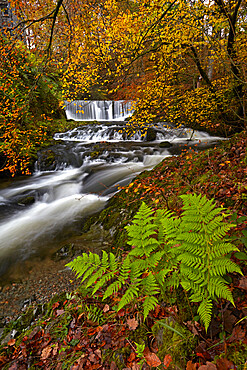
[65, 100, 133, 121]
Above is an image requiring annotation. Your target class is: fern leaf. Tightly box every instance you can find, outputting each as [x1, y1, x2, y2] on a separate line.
[197, 298, 213, 332]
[103, 280, 122, 299]
[210, 258, 242, 276]
[118, 285, 140, 311]
[208, 277, 234, 303]
[210, 242, 239, 258]
[119, 256, 131, 282]
[143, 295, 159, 320]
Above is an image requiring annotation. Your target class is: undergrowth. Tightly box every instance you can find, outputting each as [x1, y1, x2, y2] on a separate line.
[67, 193, 242, 332]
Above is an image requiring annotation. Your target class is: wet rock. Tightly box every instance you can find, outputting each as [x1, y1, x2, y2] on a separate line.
[145, 127, 157, 141]
[52, 244, 75, 261]
[18, 195, 35, 206]
[159, 141, 172, 148]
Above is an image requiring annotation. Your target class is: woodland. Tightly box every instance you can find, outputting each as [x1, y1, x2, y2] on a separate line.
[0, 0, 247, 369]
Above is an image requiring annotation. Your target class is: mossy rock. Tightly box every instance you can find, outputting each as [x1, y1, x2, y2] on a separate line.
[159, 141, 172, 148]
[152, 317, 197, 369]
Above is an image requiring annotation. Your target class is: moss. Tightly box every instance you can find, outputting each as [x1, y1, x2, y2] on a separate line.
[111, 346, 132, 369]
[220, 342, 247, 367]
[152, 317, 198, 369]
[48, 312, 72, 340]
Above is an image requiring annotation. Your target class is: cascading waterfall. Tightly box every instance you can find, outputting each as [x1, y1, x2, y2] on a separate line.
[0, 111, 223, 279]
[65, 100, 134, 121]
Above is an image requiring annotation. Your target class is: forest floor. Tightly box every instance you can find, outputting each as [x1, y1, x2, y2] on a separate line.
[0, 129, 246, 370]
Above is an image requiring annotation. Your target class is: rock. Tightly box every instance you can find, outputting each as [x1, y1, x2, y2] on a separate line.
[145, 127, 157, 141]
[18, 195, 35, 206]
[52, 244, 75, 261]
[159, 141, 172, 148]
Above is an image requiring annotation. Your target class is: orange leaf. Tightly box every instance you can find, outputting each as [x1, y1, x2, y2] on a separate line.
[144, 348, 161, 367]
[186, 360, 197, 370]
[163, 354, 172, 368]
[7, 339, 15, 346]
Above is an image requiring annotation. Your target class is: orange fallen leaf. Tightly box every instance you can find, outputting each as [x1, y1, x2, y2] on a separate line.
[7, 339, 15, 346]
[144, 348, 161, 367]
[186, 360, 197, 370]
[163, 354, 172, 368]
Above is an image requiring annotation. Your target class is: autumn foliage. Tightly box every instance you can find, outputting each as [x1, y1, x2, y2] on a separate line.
[0, 0, 247, 175]
[0, 33, 63, 176]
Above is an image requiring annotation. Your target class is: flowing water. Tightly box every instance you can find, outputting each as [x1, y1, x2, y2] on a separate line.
[0, 103, 223, 280]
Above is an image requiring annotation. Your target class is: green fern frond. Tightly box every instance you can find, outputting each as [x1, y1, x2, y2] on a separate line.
[177, 252, 202, 268]
[210, 258, 242, 276]
[103, 280, 122, 299]
[118, 284, 140, 311]
[208, 277, 234, 302]
[210, 242, 239, 258]
[119, 256, 131, 281]
[166, 274, 180, 288]
[143, 295, 159, 320]
[197, 298, 213, 332]
[92, 271, 115, 294]
[143, 273, 160, 295]
[146, 250, 166, 268]
[180, 265, 206, 285]
[66, 252, 100, 279]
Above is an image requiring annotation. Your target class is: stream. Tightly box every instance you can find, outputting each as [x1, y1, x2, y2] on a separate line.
[0, 102, 223, 282]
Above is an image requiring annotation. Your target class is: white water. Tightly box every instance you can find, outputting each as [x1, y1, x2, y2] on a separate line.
[0, 118, 222, 276]
[65, 100, 133, 121]
[0, 194, 108, 257]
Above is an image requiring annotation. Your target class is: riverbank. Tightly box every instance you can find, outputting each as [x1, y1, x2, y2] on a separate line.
[0, 129, 246, 369]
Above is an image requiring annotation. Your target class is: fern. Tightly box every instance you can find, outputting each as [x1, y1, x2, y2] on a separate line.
[174, 193, 242, 331]
[67, 193, 242, 332]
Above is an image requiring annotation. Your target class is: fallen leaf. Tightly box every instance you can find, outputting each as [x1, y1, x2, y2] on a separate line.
[128, 351, 136, 362]
[9, 363, 18, 370]
[7, 339, 15, 346]
[0, 355, 7, 364]
[163, 354, 172, 368]
[52, 302, 59, 309]
[238, 277, 247, 290]
[94, 349, 102, 359]
[127, 318, 139, 330]
[198, 362, 217, 370]
[110, 361, 118, 370]
[89, 353, 97, 363]
[56, 309, 65, 316]
[41, 345, 52, 360]
[52, 343, 59, 356]
[229, 326, 246, 342]
[223, 311, 237, 333]
[186, 360, 197, 370]
[103, 304, 110, 312]
[144, 348, 161, 367]
[216, 358, 234, 370]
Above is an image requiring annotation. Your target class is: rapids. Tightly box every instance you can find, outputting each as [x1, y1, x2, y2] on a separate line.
[0, 119, 223, 278]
